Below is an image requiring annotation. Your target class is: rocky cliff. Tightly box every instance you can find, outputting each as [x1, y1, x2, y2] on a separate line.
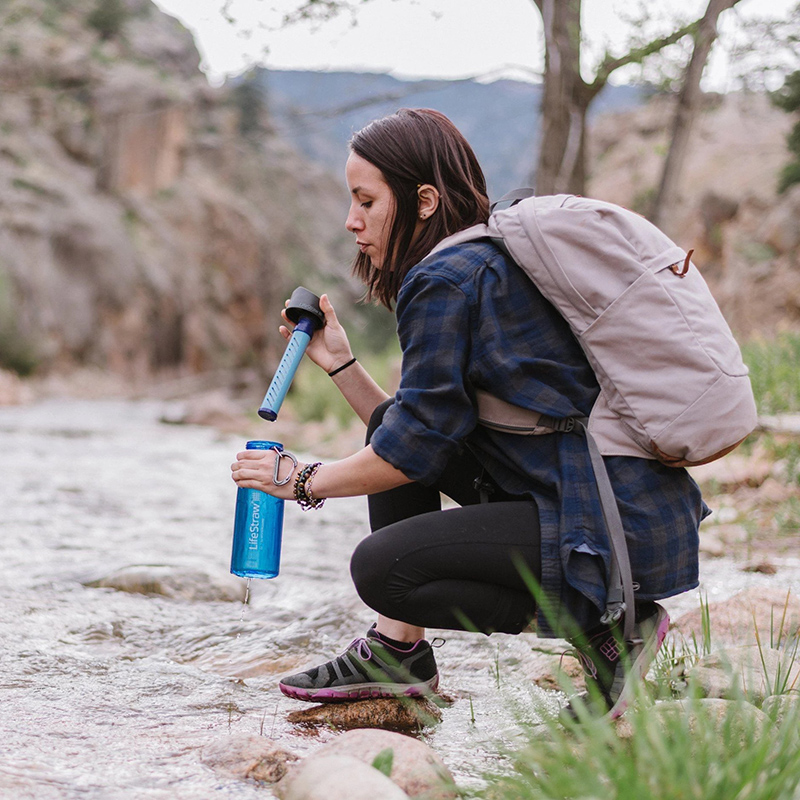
[0, 0, 353, 383]
[589, 92, 800, 339]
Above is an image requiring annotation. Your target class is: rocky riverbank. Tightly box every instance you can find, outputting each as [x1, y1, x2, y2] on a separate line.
[2, 388, 800, 798]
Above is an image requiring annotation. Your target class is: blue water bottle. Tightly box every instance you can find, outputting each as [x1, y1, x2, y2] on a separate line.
[230, 440, 292, 579]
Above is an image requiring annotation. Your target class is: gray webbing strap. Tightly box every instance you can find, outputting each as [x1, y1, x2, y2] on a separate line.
[490, 188, 535, 212]
[573, 418, 635, 641]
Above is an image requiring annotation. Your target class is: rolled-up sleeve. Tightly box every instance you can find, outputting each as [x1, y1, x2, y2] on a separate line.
[370, 270, 478, 485]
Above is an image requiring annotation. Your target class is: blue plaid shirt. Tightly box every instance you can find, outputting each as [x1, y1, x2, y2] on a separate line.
[370, 241, 706, 636]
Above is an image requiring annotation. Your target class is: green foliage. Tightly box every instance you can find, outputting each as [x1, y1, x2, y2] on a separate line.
[0, 271, 39, 376]
[741, 332, 800, 415]
[287, 339, 401, 427]
[371, 747, 394, 777]
[772, 70, 800, 193]
[86, 0, 127, 41]
[232, 75, 266, 136]
[484, 696, 800, 800]
[778, 161, 800, 194]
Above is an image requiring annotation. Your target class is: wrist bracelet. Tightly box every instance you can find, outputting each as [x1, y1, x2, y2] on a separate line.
[328, 357, 356, 377]
[293, 462, 325, 510]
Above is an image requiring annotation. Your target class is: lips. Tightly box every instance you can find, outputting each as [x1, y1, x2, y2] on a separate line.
[356, 241, 369, 253]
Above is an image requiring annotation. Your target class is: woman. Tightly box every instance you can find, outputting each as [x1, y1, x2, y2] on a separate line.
[231, 108, 706, 719]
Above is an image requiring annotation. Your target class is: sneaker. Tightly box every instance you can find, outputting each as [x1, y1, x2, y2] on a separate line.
[561, 602, 670, 721]
[278, 626, 440, 703]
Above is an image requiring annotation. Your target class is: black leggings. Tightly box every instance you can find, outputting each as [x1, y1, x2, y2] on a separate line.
[350, 400, 542, 635]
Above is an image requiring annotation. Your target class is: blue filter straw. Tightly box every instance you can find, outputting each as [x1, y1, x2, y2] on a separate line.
[230, 440, 285, 579]
[258, 287, 324, 421]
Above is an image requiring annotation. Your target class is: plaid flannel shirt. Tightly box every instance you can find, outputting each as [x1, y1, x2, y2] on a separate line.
[370, 241, 706, 637]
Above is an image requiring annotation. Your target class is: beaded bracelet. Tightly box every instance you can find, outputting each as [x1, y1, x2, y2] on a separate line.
[293, 462, 325, 510]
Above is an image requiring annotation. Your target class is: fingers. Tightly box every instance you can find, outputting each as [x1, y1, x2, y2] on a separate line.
[320, 294, 339, 325]
[278, 325, 291, 341]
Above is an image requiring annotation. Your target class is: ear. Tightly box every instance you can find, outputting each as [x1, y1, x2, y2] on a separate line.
[417, 184, 440, 221]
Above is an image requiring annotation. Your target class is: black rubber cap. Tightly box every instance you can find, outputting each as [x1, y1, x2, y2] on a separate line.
[285, 286, 324, 330]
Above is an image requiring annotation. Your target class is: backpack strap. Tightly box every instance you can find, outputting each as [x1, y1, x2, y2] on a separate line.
[573, 418, 636, 642]
[475, 391, 636, 641]
[491, 187, 535, 212]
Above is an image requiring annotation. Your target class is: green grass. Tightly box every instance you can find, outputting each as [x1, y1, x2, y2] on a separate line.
[482, 695, 800, 800]
[741, 332, 800, 415]
[287, 340, 401, 428]
[475, 591, 800, 800]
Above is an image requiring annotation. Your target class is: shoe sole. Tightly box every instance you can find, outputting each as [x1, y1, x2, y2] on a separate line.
[608, 606, 670, 720]
[279, 674, 439, 703]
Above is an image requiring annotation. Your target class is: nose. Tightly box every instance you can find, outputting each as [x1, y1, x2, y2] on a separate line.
[346, 204, 363, 234]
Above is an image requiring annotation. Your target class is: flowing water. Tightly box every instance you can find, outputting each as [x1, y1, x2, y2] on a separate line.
[3, 398, 800, 799]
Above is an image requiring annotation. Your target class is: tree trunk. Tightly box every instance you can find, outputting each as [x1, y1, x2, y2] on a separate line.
[650, 0, 743, 230]
[532, 0, 590, 195]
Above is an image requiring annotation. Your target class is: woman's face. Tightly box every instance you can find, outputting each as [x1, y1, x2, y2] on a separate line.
[345, 153, 396, 270]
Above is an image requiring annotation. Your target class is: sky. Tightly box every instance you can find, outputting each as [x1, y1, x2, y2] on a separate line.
[152, 0, 797, 89]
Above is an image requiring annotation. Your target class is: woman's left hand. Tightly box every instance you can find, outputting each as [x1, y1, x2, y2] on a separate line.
[231, 448, 302, 500]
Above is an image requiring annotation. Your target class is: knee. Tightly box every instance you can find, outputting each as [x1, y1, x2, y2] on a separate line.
[365, 398, 394, 445]
[350, 535, 386, 610]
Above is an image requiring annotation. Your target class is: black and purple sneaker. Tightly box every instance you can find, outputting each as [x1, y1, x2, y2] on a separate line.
[278, 626, 440, 703]
[561, 602, 670, 721]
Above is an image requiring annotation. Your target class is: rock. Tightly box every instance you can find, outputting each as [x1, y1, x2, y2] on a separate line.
[761, 694, 800, 727]
[686, 646, 800, 705]
[286, 729, 458, 800]
[759, 414, 800, 436]
[287, 697, 442, 733]
[85, 565, 246, 602]
[0, 369, 33, 405]
[160, 390, 247, 430]
[688, 452, 774, 491]
[280, 755, 409, 800]
[698, 530, 725, 558]
[200, 734, 299, 783]
[759, 184, 800, 254]
[672, 587, 800, 646]
[616, 698, 771, 744]
[741, 560, 778, 575]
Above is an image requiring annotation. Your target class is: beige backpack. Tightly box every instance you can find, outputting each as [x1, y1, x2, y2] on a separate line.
[431, 192, 758, 638]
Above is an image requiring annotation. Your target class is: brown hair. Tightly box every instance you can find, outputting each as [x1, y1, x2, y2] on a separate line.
[348, 108, 490, 309]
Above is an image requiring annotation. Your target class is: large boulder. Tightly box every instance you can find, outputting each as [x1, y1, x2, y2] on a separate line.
[278, 728, 457, 800]
[280, 755, 409, 800]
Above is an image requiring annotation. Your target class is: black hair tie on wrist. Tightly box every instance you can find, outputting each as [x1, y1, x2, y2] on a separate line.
[328, 357, 357, 377]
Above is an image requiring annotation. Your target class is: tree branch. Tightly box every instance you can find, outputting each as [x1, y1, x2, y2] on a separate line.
[587, 20, 699, 98]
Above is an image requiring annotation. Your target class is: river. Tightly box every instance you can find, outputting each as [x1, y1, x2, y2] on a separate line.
[2, 398, 800, 798]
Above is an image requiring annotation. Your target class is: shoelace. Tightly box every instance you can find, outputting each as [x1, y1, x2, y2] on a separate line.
[560, 647, 598, 679]
[346, 637, 374, 662]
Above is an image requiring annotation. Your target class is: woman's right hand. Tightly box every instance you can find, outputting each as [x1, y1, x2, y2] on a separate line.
[280, 293, 353, 374]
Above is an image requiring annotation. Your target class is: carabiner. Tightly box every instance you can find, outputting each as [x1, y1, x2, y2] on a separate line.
[272, 446, 298, 486]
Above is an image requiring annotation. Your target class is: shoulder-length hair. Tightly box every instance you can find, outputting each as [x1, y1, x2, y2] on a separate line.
[348, 108, 490, 309]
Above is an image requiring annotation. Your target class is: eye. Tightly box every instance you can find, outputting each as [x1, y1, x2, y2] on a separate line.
[360, 201, 373, 209]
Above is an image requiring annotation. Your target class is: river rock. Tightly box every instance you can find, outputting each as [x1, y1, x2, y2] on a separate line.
[86, 565, 246, 602]
[761, 694, 800, 727]
[615, 698, 770, 744]
[672, 587, 800, 645]
[281, 728, 457, 800]
[287, 697, 442, 733]
[280, 755, 409, 800]
[686, 645, 800, 704]
[200, 734, 299, 783]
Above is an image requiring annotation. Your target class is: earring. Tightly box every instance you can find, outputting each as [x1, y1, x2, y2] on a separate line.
[419, 213, 427, 220]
